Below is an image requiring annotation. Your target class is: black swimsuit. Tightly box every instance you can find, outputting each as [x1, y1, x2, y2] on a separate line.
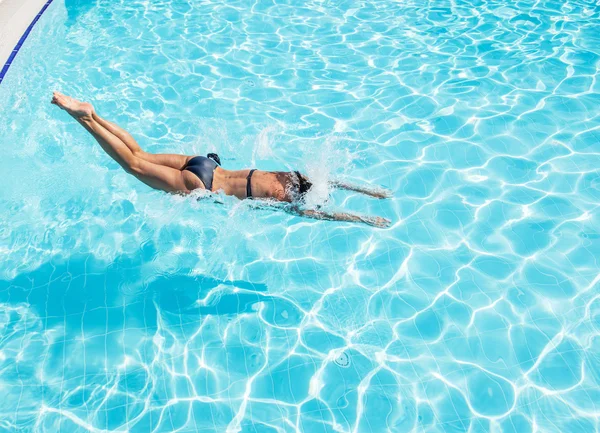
[185, 154, 258, 198]
[246, 169, 257, 198]
[184, 155, 219, 191]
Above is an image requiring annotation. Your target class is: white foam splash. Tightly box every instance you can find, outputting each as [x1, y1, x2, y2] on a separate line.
[302, 136, 354, 208]
[253, 125, 278, 161]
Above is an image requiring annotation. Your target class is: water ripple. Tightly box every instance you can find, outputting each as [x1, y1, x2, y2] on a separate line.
[0, 0, 600, 432]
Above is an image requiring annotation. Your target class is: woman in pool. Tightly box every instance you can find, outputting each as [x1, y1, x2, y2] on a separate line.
[51, 91, 390, 227]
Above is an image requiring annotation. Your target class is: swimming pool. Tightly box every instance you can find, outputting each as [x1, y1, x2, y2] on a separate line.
[1, 0, 600, 431]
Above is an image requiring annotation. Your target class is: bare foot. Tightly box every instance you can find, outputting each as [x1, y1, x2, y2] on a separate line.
[51, 91, 94, 119]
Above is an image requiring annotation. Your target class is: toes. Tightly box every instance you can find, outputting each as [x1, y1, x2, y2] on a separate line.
[51, 92, 66, 108]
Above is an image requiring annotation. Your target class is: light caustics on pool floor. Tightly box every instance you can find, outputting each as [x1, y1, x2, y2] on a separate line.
[0, 0, 600, 432]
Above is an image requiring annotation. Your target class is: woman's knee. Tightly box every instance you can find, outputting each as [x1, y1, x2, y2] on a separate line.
[123, 157, 143, 175]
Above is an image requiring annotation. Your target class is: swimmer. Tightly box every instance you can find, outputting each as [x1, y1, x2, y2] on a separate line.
[51, 91, 391, 227]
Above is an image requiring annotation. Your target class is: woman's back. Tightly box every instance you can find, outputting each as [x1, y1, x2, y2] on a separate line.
[212, 168, 290, 201]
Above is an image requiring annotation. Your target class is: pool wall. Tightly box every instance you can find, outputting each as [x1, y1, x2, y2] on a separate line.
[0, 0, 53, 84]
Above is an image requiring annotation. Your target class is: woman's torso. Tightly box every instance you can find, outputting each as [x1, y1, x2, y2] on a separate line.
[211, 168, 292, 201]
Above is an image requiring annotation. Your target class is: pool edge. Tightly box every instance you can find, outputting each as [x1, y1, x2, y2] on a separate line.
[0, 0, 54, 85]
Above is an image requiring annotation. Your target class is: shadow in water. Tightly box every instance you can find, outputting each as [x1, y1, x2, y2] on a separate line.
[0, 253, 273, 427]
[0, 253, 269, 336]
[64, 0, 97, 24]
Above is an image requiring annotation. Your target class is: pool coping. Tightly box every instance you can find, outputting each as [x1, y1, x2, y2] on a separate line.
[0, 0, 54, 85]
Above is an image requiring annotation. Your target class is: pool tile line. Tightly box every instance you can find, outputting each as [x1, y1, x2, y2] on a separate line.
[0, 0, 55, 85]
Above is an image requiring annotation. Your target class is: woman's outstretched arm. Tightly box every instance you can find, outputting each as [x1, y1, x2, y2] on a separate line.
[295, 208, 391, 228]
[247, 201, 391, 228]
[330, 180, 392, 199]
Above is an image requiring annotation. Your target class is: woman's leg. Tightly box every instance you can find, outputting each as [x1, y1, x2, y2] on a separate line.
[51, 92, 201, 194]
[92, 112, 194, 170]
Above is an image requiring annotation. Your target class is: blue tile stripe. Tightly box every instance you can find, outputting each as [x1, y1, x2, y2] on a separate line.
[0, 0, 55, 85]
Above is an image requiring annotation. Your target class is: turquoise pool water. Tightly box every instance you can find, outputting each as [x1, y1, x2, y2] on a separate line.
[1, 0, 600, 431]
